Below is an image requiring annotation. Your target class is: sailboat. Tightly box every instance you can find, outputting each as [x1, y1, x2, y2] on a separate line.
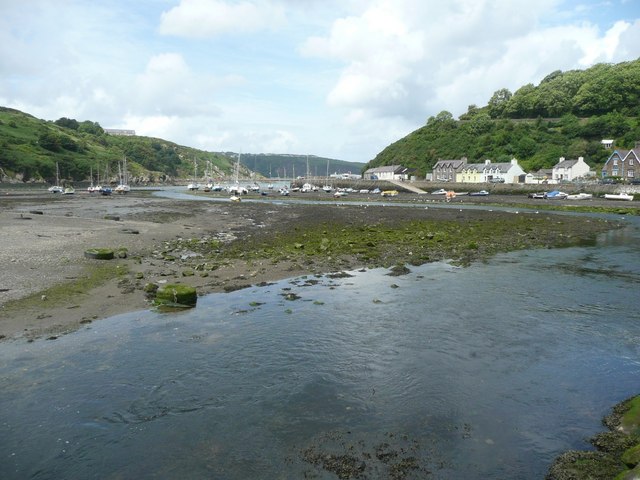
[87, 166, 98, 193]
[115, 156, 131, 193]
[228, 153, 247, 196]
[322, 159, 333, 192]
[203, 161, 213, 192]
[187, 158, 200, 190]
[48, 162, 64, 193]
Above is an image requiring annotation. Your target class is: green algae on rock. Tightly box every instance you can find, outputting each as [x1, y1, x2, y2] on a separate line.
[547, 395, 640, 480]
[153, 283, 197, 307]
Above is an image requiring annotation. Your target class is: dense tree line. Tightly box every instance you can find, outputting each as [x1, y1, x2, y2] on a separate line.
[474, 59, 640, 120]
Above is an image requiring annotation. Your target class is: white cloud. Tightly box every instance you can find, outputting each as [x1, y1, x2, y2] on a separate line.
[159, 0, 286, 38]
[301, 0, 640, 128]
[1, 0, 639, 163]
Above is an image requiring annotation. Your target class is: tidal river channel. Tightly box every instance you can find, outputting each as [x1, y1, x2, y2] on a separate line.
[1, 210, 639, 479]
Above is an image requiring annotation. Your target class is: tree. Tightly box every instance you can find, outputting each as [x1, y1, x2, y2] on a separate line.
[54, 117, 79, 130]
[78, 121, 104, 135]
[488, 88, 512, 118]
[38, 130, 62, 151]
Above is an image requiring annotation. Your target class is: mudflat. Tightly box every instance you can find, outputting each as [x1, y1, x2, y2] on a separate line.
[0, 188, 621, 342]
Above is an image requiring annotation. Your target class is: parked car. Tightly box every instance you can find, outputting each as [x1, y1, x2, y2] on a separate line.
[431, 188, 448, 195]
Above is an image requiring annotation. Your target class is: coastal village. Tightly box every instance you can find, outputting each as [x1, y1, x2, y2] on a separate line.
[363, 140, 640, 186]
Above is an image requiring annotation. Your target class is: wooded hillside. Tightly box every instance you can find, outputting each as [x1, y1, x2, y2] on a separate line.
[368, 58, 640, 176]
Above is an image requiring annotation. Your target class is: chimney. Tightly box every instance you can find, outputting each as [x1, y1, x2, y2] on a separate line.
[485, 159, 491, 165]
[511, 158, 518, 165]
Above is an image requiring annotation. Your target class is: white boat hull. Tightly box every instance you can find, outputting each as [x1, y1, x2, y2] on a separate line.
[603, 193, 634, 201]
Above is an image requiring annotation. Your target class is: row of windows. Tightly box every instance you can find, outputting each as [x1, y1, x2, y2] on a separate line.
[613, 158, 635, 166]
[612, 170, 635, 177]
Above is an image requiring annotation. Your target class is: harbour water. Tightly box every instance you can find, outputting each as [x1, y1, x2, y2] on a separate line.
[1, 215, 639, 479]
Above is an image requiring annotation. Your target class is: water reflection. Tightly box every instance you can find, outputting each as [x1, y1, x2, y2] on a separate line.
[1, 222, 640, 479]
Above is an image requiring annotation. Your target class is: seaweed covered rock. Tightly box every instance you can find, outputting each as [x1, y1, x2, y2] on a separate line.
[153, 283, 197, 307]
[84, 248, 115, 260]
[547, 395, 640, 480]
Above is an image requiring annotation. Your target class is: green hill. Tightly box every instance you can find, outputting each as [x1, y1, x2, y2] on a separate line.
[0, 107, 238, 185]
[0, 107, 361, 185]
[368, 58, 640, 176]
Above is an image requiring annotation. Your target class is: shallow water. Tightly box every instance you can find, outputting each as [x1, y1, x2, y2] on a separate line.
[1, 218, 639, 479]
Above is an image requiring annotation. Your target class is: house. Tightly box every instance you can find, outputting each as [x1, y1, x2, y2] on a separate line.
[601, 139, 614, 149]
[552, 156, 592, 182]
[431, 158, 467, 182]
[602, 142, 640, 181]
[525, 169, 553, 184]
[363, 165, 410, 181]
[458, 159, 525, 184]
[458, 163, 483, 183]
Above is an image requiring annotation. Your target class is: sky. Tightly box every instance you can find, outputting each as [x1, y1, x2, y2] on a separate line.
[1, 0, 639, 163]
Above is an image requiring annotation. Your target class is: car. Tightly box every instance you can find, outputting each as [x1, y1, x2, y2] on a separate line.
[489, 178, 505, 183]
[431, 188, 448, 195]
[528, 192, 546, 199]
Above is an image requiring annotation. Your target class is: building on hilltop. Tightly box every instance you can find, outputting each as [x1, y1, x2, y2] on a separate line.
[104, 128, 136, 136]
[602, 141, 640, 181]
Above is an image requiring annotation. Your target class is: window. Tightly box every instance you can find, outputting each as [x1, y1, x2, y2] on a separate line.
[614, 159, 618, 166]
[630, 158, 634, 166]
[628, 171, 634, 178]
[613, 169, 618, 176]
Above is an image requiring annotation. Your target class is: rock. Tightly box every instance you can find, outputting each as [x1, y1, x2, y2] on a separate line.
[153, 283, 197, 307]
[84, 248, 115, 260]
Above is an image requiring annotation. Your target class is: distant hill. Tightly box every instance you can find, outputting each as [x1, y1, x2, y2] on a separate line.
[367, 58, 640, 176]
[0, 107, 360, 185]
[231, 152, 364, 179]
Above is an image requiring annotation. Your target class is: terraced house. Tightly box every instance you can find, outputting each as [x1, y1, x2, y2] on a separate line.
[431, 158, 467, 182]
[602, 142, 640, 181]
[458, 159, 526, 184]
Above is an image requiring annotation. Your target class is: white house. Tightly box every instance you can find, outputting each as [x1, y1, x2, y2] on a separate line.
[363, 165, 410, 181]
[552, 156, 592, 182]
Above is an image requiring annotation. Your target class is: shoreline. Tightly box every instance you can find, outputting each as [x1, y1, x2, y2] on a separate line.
[0, 189, 626, 342]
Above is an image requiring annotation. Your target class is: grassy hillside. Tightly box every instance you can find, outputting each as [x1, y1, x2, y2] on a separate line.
[368, 58, 640, 176]
[0, 107, 361, 185]
[0, 107, 240, 184]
